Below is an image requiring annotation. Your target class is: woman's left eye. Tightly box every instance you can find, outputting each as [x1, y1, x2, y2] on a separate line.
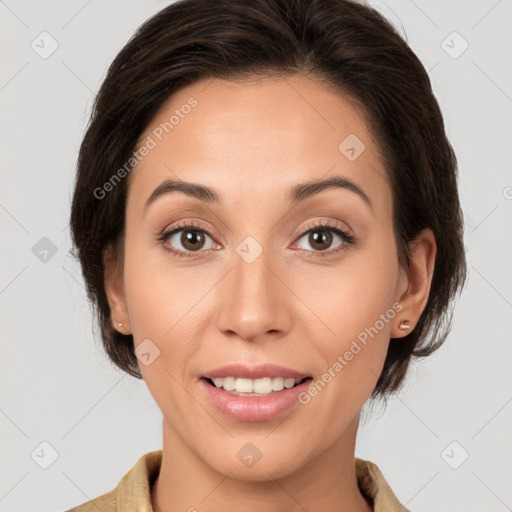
[293, 223, 355, 256]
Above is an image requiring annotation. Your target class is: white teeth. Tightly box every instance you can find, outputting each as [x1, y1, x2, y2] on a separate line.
[284, 378, 296, 388]
[236, 378, 253, 393]
[271, 377, 284, 391]
[213, 378, 224, 388]
[222, 376, 236, 391]
[253, 377, 272, 394]
[208, 376, 305, 395]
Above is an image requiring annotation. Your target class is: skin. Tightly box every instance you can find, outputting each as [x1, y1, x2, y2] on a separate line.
[103, 73, 436, 512]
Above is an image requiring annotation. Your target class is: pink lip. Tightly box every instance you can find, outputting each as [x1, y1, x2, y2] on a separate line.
[201, 363, 312, 380]
[200, 377, 313, 422]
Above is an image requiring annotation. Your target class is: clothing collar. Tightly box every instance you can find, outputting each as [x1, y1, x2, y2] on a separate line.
[115, 450, 409, 511]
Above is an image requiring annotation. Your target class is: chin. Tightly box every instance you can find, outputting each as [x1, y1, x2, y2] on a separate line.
[199, 438, 308, 482]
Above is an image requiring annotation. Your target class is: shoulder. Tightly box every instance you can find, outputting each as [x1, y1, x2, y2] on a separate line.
[63, 450, 163, 512]
[355, 457, 413, 512]
[64, 489, 117, 512]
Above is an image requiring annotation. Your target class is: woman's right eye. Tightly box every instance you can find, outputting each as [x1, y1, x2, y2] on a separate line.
[158, 224, 218, 259]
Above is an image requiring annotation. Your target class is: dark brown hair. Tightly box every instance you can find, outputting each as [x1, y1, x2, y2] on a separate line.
[69, 0, 467, 402]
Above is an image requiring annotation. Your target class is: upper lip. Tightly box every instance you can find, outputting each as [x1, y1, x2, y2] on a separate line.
[201, 363, 312, 380]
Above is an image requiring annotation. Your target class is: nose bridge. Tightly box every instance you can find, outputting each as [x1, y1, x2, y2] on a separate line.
[216, 235, 291, 341]
[234, 236, 272, 297]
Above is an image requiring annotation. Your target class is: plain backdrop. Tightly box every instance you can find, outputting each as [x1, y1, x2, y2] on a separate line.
[1, 1, 511, 511]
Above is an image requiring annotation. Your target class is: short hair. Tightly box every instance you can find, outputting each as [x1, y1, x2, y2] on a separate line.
[69, 0, 467, 402]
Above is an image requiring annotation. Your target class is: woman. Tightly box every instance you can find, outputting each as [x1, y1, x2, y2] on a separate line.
[67, 0, 467, 510]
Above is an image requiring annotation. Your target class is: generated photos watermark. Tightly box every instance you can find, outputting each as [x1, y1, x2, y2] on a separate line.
[298, 301, 403, 405]
[93, 96, 198, 200]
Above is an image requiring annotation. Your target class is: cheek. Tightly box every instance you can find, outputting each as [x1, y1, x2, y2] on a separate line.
[123, 231, 193, 335]
[293, 242, 399, 386]
[294, 272, 398, 434]
[122, 235, 202, 377]
[294, 248, 398, 337]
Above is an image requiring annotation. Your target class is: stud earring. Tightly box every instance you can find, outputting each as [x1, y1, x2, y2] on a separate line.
[398, 318, 411, 331]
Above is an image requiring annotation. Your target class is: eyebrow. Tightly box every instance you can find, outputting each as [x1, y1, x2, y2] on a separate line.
[143, 175, 373, 213]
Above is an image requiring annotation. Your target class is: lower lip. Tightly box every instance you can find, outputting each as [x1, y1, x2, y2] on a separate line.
[199, 378, 312, 422]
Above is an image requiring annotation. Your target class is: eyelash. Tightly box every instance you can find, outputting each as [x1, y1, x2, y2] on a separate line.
[156, 220, 356, 260]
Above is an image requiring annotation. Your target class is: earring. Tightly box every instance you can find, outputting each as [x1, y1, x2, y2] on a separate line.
[398, 318, 411, 331]
[118, 322, 123, 327]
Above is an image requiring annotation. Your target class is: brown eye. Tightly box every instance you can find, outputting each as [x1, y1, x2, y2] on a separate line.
[293, 222, 355, 257]
[180, 230, 207, 251]
[296, 227, 343, 252]
[160, 224, 217, 257]
[307, 229, 333, 251]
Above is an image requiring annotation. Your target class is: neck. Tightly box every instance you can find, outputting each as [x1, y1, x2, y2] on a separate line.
[151, 415, 373, 512]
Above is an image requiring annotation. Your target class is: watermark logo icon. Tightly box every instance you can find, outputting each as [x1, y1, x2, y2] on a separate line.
[31, 32, 59, 59]
[236, 236, 263, 264]
[135, 338, 161, 366]
[338, 134, 366, 161]
[237, 442, 262, 468]
[441, 441, 469, 469]
[32, 237, 58, 263]
[441, 31, 469, 59]
[31, 441, 59, 469]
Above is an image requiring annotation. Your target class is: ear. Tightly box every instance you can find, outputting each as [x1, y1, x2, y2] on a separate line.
[103, 243, 131, 334]
[392, 227, 437, 338]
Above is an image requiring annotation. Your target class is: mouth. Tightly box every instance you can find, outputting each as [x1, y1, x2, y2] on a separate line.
[202, 375, 312, 397]
[199, 363, 314, 421]
[199, 373, 314, 422]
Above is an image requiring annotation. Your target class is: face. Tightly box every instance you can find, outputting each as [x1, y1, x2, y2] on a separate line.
[104, 74, 429, 481]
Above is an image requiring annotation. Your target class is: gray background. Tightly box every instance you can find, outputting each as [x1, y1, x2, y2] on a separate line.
[1, 1, 511, 511]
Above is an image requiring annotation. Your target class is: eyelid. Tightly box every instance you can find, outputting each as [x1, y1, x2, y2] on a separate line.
[158, 218, 351, 243]
[294, 218, 353, 240]
[290, 219, 356, 256]
[158, 217, 225, 245]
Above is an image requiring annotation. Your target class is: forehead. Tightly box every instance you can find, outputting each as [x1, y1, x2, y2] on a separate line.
[127, 74, 391, 215]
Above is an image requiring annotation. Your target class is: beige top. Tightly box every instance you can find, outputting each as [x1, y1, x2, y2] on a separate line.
[66, 450, 411, 511]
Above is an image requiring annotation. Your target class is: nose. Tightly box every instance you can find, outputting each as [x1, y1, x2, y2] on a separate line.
[216, 240, 293, 343]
